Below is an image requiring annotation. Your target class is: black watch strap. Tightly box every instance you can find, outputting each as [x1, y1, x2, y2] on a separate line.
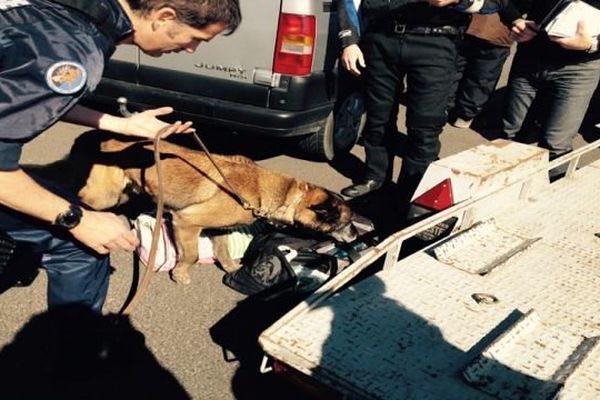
[53, 204, 83, 229]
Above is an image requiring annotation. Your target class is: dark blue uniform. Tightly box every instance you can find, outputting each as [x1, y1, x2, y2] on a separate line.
[337, 0, 507, 228]
[0, 0, 132, 312]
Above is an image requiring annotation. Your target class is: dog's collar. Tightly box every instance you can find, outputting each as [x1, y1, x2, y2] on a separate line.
[252, 186, 304, 226]
[270, 189, 304, 225]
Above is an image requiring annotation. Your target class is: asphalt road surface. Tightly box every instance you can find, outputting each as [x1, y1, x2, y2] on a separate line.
[1, 54, 598, 399]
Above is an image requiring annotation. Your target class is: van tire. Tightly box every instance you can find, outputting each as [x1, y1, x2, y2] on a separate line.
[333, 91, 365, 155]
[293, 112, 335, 161]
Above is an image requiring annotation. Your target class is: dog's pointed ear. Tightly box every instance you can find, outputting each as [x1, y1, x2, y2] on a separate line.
[310, 201, 341, 223]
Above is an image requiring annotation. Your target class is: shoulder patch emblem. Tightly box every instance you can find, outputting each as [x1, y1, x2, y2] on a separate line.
[0, 1, 31, 11]
[45, 61, 87, 95]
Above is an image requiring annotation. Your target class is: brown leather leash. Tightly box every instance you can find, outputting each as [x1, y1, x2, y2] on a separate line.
[119, 127, 259, 315]
[120, 128, 167, 315]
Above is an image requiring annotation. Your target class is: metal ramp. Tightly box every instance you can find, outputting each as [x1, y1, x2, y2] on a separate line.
[431, 219, 541, 275]
[464, 310, 600, 400]
[259, 141, 600, 399]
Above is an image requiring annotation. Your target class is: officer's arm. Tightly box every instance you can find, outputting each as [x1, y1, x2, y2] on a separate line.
[448, 0, 509, 14]
[0, 169, 138, 254]
[499, 0, 529, 27]
[389, 0, 506, 13]
[0, 169, 77, 227]
[337, 0, 361, 49]
[63, 105, 194, 138]
[337, 0, 366, 75]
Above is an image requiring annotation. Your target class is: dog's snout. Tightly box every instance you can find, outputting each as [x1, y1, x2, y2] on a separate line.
[331, 222, 358, 243]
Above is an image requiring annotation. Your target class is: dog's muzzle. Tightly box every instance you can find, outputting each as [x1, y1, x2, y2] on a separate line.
[330, 222, 358, 243]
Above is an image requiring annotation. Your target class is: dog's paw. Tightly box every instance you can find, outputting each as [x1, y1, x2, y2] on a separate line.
[171, 269, 192, 285]
[219, 259, 241, 273]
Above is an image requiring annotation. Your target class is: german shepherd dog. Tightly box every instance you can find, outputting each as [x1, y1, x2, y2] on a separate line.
[70, 132, 357, 284]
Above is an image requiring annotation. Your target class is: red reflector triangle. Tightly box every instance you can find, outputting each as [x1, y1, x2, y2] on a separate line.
[412, 178, 454, 211]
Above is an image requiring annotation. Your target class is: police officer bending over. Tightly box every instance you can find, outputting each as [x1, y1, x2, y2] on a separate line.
[337, 0, 507, 231]
[0, 0, 241, 312]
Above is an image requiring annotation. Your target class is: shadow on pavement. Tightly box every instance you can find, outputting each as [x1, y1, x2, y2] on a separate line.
[467, 86, 507, 141]
[0, 305, 191, 400]
[210, 293, 323, 400]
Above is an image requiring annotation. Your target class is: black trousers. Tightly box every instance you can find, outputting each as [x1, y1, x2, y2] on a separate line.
[448, 35, 511, 120]
[362, 30, 459, 201]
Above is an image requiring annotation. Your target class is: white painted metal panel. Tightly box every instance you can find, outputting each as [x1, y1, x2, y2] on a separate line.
[412, 139, 548, 203]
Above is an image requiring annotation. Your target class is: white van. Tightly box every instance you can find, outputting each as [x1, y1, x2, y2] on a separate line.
[84, 0, 364, 161]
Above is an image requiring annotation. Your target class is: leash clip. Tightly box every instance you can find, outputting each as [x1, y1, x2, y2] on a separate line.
[252, 208, 270, 218]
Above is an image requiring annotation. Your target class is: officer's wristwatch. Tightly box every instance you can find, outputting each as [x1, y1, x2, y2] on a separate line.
[53, 204, 83, 229]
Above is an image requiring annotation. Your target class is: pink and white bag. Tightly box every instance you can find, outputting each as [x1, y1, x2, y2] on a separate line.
[133, 214, 217, 271]
[133, 214, 178, 272]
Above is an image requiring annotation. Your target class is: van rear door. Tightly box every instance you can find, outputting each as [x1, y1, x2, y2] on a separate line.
[135, 1, 282, 108]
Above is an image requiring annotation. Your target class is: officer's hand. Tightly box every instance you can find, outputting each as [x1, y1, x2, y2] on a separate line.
[550, 20, 594, 51]
[341, 44, 366, 76]
[510, 19, 538, 42]
[70, 210, 139, 255]
[123, 107, 195, 138]
[429, 0, 459, 7]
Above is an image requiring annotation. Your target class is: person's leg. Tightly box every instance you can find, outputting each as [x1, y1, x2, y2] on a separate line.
[398, 34, 458, 218]
[502, 50, 539, 139]
[7, 228, 110, 313]
[447, 34, 472, 113]
[341, 32, 404, 197]
[541, 59, 600, 179]
[362, 32, 404, 182]
[542, 59, 600, 159]
[453, 39, 510, 125]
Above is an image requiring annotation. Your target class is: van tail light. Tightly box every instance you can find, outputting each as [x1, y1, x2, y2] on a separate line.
[273, 13, 315, 76]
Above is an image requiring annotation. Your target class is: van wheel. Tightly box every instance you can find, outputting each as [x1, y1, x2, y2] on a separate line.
[333, 91, 365, 155]
[293, 112, 335, 161]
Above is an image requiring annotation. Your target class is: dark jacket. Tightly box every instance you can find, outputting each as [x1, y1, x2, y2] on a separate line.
[501, 0, 600, 64]
[0, 0, 132, 171]
[0, 0, 132, 143]
[337, 0, 509, 48]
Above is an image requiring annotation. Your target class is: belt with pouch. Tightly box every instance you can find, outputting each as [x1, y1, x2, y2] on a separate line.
[391, 23, 463, 36]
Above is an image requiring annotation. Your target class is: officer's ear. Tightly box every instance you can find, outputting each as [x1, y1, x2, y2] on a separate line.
[150, 7, 178, 27]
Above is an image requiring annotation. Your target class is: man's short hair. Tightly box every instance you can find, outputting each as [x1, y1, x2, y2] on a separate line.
[125, 0, 241, 34]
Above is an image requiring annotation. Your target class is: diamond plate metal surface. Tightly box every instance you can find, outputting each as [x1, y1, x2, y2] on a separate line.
[463, 310, 595, 400]
[432, 219, 540, 274]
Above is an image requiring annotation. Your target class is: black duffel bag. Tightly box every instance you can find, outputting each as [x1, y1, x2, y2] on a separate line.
[222, 231, 339, 301]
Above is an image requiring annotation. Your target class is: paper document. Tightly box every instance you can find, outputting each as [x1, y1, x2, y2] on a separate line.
[544, 0, 600, 38]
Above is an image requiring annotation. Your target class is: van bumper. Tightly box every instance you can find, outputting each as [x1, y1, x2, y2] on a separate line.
[84, 77, 335, 138]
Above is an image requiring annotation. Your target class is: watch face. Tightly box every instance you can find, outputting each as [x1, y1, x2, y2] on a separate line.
[61, 212, 80, 227]
[56, 205, 83, 229]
